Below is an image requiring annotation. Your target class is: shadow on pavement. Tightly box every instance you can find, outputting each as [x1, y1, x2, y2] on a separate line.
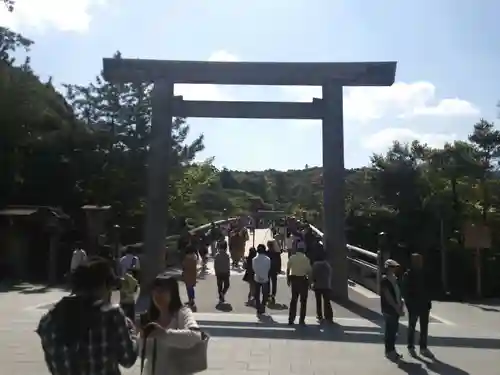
[417, 356, 470, 375]
[195, 319, 500, 349]
[334, 297, 383, 326]
[215, 302, 233, 312]
[0, 282, 67, 294]
[267, 302, 288, 311]
[397, 361, 428, 375]
[470, 305, 500, 313]
[467, 300, 500, 313]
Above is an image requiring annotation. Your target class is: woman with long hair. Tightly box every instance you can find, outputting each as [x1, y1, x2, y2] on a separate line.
[242, 247, 257, 304]
[140, 271, 204, 375]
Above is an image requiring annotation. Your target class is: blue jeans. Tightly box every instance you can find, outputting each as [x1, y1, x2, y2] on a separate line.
[186, 285, 195, 301]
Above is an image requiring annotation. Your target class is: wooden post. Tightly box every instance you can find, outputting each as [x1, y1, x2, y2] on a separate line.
[475, 247, 482, 298]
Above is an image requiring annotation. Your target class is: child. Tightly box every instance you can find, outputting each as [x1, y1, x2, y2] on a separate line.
[120, 268, 139, 320]
[214, 240, 231, 303]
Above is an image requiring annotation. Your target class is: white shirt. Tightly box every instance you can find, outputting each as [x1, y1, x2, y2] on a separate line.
[120, 254, 140, 275]
[252, 254, 271, 283]
[70, 249, 87, 272]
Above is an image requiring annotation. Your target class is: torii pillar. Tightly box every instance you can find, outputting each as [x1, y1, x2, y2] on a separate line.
[102, 58, 397, 301]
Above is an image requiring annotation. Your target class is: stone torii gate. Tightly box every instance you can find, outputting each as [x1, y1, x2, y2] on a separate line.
[103, 58, 397, 300]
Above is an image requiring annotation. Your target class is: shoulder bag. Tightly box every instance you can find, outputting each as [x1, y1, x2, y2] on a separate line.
[170, 311, 210, 374]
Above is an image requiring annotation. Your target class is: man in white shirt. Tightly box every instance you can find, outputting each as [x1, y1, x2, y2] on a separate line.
[252, 244, 271, 315]
[120, 249, 140, 277]
[70, 245, 87, 273]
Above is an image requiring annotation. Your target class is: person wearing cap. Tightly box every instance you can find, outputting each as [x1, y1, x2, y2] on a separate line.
[37, 257, 138, 374]
[120, 267, 139, 320]
[380, 258, 404, 361]
[286, 243, 312, 325]
[402, 253, 433, 358]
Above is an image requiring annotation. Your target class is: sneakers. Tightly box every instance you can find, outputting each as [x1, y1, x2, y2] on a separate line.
[385, 351, 403, 361]
[408, 346, 434, 358]
[420, 348, 434, 358]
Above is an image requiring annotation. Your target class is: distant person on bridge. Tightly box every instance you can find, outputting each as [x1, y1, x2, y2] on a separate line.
[196, 232, 210, 271]
[287, 243, 312, 325]
[182, 245, 198, 311]
[381, 259, 405, 361]
[266, 240, 282, 305]
[208, 222, 223, 257]
[402, 253, 434, 358]
[228, 222, 249, 268]
[214, 240, 231, 303]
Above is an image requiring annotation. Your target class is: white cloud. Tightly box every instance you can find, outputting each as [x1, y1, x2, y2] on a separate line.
[411, 98, 478, 117]
[283, 81, 479, 123]
[170, 50, 480, 131]
[174, 50, 238, 101]
[361, 128, 458, 153]
[0, 0, 108, 32]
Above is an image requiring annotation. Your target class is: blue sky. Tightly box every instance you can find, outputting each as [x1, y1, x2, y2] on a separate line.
[1, 0, 498, 171]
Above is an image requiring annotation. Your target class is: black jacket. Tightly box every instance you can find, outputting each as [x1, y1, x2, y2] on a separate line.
[268, 251, 282, 275]
[402, 268, 432, 311]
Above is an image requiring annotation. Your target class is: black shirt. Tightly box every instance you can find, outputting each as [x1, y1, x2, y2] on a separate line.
[402, 268, 431, 311]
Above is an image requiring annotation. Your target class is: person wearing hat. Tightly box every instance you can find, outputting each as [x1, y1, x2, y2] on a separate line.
[37, 257, 138, 374]
[380, 258, 405, 361]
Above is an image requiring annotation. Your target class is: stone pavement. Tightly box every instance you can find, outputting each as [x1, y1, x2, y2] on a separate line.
[2, 230, 500, 375]
[3, 282, 500, 374]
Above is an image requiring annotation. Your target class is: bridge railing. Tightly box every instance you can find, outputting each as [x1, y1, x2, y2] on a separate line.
[125, 217, 239, 266]
[308, 224, 380, 293]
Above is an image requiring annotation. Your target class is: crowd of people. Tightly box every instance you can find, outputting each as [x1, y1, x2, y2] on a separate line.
[172, 217, 334, 326]
[54, 218, 434, 374]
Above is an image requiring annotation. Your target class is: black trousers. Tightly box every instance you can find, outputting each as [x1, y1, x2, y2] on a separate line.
[288, 276, 309, 323]
[216, 273, 230, 295]
[384, 314, 400, 353]
[254, 282, 269, 313]
[407, 308, 430, 349]
[314, 288, 333, 320]
[120, 302, 135, 321]
[269, 273, 278, 297]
